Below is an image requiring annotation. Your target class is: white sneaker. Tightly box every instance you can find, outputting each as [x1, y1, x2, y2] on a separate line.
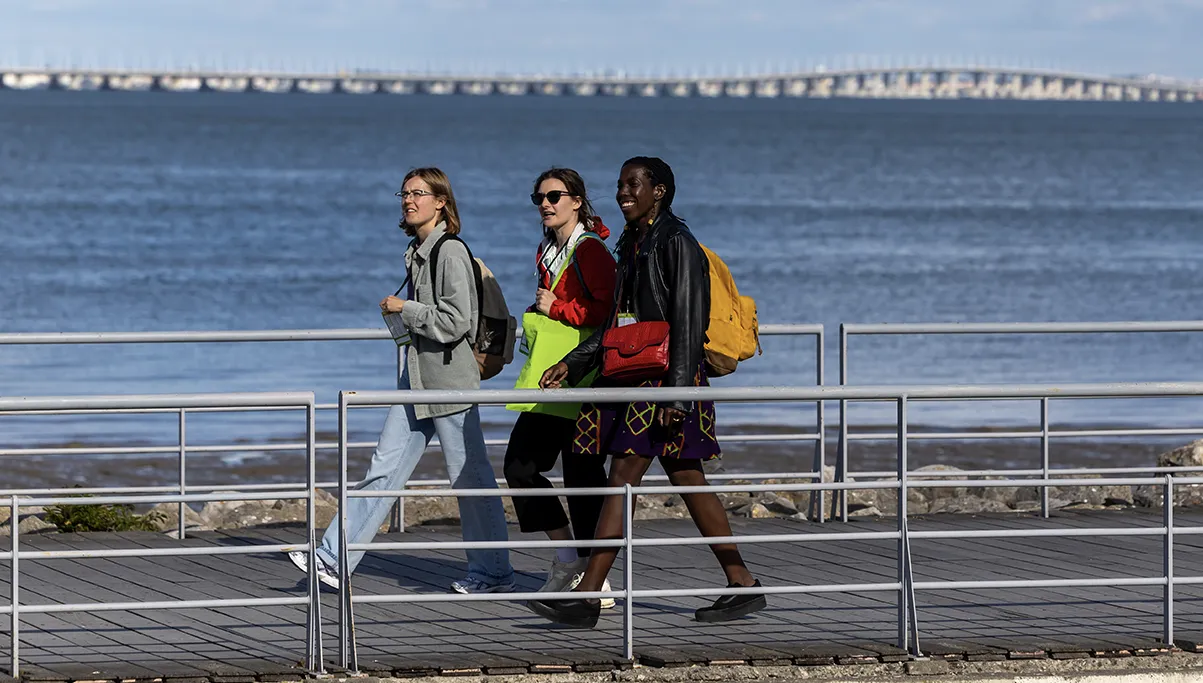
[450, 576, 517, 594]
[600, 578, 616, 610]
[540, 557, 617, 610]
[287, 550, 341, 591]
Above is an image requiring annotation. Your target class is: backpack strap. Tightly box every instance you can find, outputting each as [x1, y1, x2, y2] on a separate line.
[427, 233, 483, 366]
[559, 232, 606, 301]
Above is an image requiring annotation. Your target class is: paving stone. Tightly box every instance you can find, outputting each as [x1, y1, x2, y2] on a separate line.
[1176, 636, 1203, 653]
[728, 644, 794, 667]
[540, 650, 630, 673]
[481, 665, 529, 676]
[636, 648, 704, 669]
[921, 639, 1006, 662]
[508, 652, 573, 674]
[20, 667, 70, 683]
[852, 641, 910, 663]
[905, 660, 950, 676]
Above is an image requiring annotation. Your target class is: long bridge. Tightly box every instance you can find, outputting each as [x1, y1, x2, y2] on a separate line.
[2, 65, 1202, 102]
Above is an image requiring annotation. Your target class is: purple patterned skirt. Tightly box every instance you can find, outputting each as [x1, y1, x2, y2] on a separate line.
[570, 367, 720, 461]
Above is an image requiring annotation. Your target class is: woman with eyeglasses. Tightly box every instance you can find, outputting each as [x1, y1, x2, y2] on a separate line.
[528, 157, 765, 628]
[503, 168, 617, 603]
[288, 167, 514, 595]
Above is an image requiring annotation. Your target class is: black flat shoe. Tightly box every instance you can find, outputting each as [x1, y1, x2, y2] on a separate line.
[695, 579, 767, 622]
[527, 597, 601, 628]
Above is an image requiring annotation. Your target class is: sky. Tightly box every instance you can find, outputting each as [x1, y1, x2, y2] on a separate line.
[3, 0, 1203, 80]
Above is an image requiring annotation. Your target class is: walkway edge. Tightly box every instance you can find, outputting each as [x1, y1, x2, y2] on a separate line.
[314, 655, 1203, 683]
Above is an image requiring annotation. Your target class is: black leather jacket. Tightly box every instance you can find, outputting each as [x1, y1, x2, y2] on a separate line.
[561, 212, 710, 413]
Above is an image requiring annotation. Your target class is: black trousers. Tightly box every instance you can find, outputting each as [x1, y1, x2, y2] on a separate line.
[503, 411, 607, 556]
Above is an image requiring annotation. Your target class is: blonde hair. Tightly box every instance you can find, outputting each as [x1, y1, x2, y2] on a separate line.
[400, 167, 462, 237]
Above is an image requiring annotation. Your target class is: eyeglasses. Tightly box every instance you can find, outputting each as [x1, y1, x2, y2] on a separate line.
[396, 189, 435, 201]
[530, 190, 576, 206]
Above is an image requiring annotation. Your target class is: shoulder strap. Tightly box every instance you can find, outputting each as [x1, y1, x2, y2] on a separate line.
[559, 232, 606, 301]
[428, 233, 483, 365]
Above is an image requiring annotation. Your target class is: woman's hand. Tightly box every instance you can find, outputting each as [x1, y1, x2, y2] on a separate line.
[656, 407, 687, 432]
[380, 296, 405, 314]
[534, 288, 557, 316]
[540, 362, 570, 389]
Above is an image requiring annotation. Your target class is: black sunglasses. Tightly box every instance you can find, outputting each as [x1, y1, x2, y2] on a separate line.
[530, 190, 576, 206]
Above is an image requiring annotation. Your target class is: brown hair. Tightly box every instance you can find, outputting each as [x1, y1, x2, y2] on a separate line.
[533, 167, 597, 236]
[399, 167, 462, 237]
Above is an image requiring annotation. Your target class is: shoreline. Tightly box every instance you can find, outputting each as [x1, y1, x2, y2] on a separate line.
[0, 420, 1191, 493]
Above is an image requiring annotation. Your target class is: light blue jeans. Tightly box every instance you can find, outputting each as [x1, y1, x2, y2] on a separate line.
[317, 378, 513, 583]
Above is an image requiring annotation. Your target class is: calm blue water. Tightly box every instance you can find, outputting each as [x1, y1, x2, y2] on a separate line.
[2, 91, 1203, 472]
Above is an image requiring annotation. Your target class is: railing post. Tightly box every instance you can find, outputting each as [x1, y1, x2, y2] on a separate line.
[813, 328, 826, 523]
[1164, 474, 1174, 646]
[896, 396, 909, 651]
[394, 345, 407, 533]
[1040, 398, 1050, 518]
[836, 324, 849, 522]
[623, 483, 634, 662]
[10, 495, 20, 678]
[306, 399, 324, 674]
[177, 409, 187, 540]
[338, 392, 355, 671]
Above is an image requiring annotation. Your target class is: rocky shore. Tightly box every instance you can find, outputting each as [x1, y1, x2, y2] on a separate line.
[6, 439, 1203, 536]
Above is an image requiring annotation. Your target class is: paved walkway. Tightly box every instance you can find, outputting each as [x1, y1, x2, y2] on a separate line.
[3, 510, 1203, 680]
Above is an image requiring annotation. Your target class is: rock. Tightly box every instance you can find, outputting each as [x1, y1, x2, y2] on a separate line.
[983, 480, 1039, 508]
[314, 488, 337, 507]
[1051, 481, 1134, 507]
[756, 494, 799, 516]
[1133, 481, 1203, 509]
[912, 465, 969, 503]
[925, 497, 1014, 515]
[205, 499, 334, 529]
[199, 493, 254, 526]
[731, 502, 774, 519]
[18, 515, 57, 535]
[144, 503, 207, 532]
[848, 505, 883, 518]
[867, 487, 932, 516]
[0, 506, 9, 527]
[1158, 439, 1203, 468]
[785, 466, 838, 515]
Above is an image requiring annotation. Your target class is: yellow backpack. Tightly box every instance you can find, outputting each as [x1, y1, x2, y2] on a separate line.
[699, 243, 760, 376]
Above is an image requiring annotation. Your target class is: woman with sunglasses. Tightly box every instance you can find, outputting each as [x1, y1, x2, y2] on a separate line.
[289, 167, 514, 595]
[529, 157, 766, 628]
[503, 168, 617, 603]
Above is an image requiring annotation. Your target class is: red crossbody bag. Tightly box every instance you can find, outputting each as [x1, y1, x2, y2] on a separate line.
[599, 242, 671, 382]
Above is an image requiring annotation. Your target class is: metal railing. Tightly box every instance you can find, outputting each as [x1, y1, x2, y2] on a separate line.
[7, 323, 1203, 673]
[334, 381, 1203, 671]
[0, 324, 828, 527]
[835, 321, 1203, 522]
[0, 392, 323, 678]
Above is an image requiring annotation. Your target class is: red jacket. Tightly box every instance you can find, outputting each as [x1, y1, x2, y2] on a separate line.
[538, 223, 616, 329]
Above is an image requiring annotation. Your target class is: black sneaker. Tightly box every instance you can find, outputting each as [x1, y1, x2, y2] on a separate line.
[695, 580, 767, 622]
[527, 597, 601, 628]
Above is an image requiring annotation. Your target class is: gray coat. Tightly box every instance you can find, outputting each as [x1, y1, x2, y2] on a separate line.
[398, 222, 480, 419]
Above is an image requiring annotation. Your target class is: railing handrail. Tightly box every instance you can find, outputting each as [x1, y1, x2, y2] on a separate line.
[0, 391, 314, 411]
[0, 322, 822, 345]
[842, 320, 1203, 335]
[342, 381, 1203, 406]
